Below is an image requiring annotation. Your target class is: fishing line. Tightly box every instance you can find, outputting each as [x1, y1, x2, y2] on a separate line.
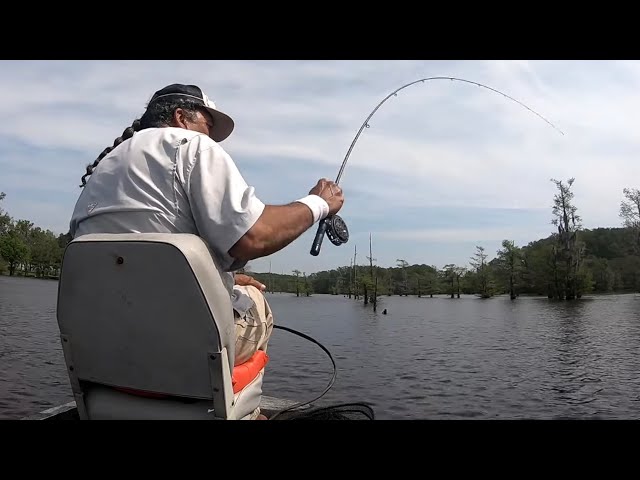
[309, 75, 565, 257]
[268, 323, 374, 420]
[268, 324, 336, 420]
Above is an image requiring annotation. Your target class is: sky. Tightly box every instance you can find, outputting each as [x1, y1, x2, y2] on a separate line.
[1, 60, 638, 275]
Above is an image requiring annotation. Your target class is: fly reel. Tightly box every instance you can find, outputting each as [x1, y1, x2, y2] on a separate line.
[326, 215, 349, 246]
[310, 214, 349, 256]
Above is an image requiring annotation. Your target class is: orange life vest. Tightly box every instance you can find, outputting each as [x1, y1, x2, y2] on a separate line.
[232, 350, 269, 393]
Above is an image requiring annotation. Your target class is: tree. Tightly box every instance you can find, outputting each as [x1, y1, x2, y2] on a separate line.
[353, 245, 359, 299]
[396, 259, 409, 296]
[496, 240, 522, 300]
[0, 232, 28, 276]
[12, 219, 34, 274]
[550, 177, 584, 300]
[291, 269, 301, 297]
[470, 246, 492, 298]
[584, 257, 615, 293]
[442, 264, 456, 298]
[425, 265, 440, 297]
[454, 266, 466, 298]
[620, 187, 640, 251]
[367, 233, 381, 311]
[0, 192, 11, 236]
[302, 272, 313, 297]
[57, 231, 73, 249]
[29, 228, 62, 277]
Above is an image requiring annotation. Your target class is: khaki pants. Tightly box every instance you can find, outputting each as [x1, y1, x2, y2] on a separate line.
[233, 285, 274, 419]
[233, 285, 274, 366]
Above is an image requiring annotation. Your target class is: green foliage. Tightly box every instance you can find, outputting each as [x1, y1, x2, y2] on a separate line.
[0, 192, 11, 236]
[249, 226, 640, 297]
[0, 192, 70, 278]
[0, 232, 29, 275]
[493, 240, 523, 299]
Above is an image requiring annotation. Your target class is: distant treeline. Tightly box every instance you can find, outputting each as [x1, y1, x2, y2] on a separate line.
[249, 226, 640, 298]
[3, 178, 640, 300]
[0, 192, 71, 279]
[249, 180, 640, 301]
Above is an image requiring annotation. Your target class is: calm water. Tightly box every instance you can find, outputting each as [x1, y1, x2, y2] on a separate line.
[2, 275, 640, 420]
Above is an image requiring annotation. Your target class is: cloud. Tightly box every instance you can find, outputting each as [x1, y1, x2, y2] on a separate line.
[0, 60, 636, 274]
[376, 226, 552, 244]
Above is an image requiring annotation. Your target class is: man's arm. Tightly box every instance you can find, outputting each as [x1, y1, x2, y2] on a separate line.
[229, 202, 314, 262]
[230, 179, 344, 262]
[184, 138, 344, 269]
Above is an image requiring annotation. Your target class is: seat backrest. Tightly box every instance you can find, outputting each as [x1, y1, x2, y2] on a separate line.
[56, 233, 239, 419]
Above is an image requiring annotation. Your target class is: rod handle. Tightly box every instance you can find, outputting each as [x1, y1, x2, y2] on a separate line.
[310, 217, 330, 256]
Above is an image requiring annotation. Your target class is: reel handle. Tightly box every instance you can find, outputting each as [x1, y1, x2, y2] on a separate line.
[310, 217, 330, 256]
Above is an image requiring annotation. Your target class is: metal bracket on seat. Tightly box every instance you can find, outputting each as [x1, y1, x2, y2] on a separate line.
[207, 348, 234, 419]
[60, 334, 89, 420]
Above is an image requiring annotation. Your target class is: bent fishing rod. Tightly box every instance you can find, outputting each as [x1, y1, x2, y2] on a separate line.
[309, 76, 565, 256]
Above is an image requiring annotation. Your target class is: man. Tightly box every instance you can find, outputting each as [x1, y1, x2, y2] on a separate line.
[69, 83, 345, 419]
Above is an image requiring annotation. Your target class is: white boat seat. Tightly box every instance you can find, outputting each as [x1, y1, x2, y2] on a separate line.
[56, 233, 262, 420]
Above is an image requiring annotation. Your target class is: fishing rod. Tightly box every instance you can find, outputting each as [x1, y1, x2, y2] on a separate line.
[309, 75, 565, 256]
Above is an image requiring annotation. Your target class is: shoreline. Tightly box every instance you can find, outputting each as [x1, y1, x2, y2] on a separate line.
[1, 274, 638, 298]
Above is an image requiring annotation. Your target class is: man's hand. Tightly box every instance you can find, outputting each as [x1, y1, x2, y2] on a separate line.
[234, 273, 266, 292]
[309, 178, 344, 216]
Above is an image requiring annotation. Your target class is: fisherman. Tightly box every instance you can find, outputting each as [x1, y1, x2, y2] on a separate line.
[69, 83, 345, 419]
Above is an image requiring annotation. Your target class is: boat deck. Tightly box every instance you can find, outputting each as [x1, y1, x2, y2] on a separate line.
[21, 396, 306, 420]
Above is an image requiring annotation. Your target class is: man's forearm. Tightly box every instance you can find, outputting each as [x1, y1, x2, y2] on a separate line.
[258, 203, 315, 255]
[229, 202, 316, 261]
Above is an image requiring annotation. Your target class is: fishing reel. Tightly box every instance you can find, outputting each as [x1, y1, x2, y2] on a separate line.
[326, 215, 349, 246]
[310, 214, 349, 256]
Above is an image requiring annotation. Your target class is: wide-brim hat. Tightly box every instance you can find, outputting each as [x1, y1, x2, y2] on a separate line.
[147, 83, 235, 142]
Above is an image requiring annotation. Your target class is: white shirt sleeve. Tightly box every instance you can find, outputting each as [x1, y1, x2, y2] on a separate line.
[182, 136, 265, 271]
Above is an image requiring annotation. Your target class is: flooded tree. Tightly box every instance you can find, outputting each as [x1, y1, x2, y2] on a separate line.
[352, 245, 359, 300]
[470, 246, 492, 298]
[268, 261, 274, 293]
[442, 264, 456, 298]
[302, 272, 312, 297]
[425, 265, 440, 298]
[496, 240, 522, 300]
[550, 178, 585, 300]
[366, 233, 382, 311]
[454, 266, 466, 298]
[396, 259, 409, 296]
[292, 269, 301, 297]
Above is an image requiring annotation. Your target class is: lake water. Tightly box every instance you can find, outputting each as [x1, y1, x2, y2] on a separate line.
[2, 275, 640, 420]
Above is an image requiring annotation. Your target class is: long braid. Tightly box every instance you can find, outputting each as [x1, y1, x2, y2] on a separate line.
[79, 119, 142, 188]
[79, 96, 202, 188]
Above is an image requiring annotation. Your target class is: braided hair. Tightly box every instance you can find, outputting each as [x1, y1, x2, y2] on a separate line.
[79, 120, 140, 187]
[78, 97, 205, 188]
